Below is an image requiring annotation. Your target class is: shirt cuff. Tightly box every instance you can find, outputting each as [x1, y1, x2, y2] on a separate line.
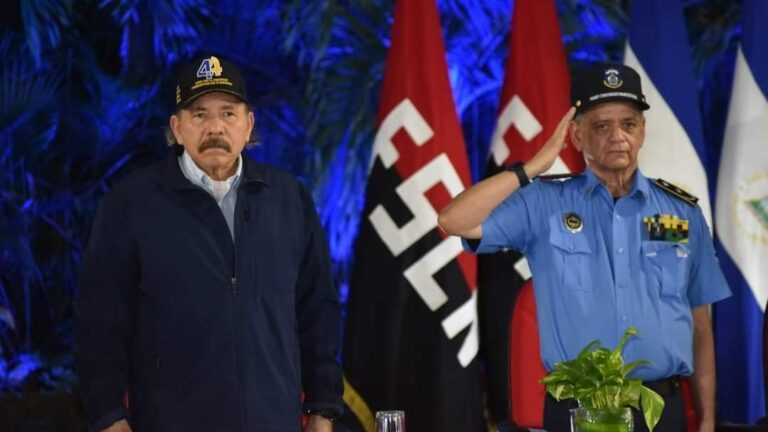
[303, 401, 343, 421]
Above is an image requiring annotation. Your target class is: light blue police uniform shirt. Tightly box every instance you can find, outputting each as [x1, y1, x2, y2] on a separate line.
[179, 150, 242, 239]
[466, 168, 731, 380]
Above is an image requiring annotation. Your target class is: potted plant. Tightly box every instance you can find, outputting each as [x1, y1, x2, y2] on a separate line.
[540, 327, 665, 432]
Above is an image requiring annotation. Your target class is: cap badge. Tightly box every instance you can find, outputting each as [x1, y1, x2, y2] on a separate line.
[603, 68, 623, 89]
[196, 56, 223, 80]
[563, 212, 583, 233]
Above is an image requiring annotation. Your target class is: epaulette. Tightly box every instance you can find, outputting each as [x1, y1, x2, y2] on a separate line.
[536, 173, 582, 181]
[653, 178, 698, 206]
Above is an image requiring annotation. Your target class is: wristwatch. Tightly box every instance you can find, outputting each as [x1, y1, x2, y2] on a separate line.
[506, 161, 530, 187]
[305, 408, 338, 422]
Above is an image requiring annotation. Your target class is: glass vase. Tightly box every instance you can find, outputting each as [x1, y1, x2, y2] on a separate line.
[570, 406, 633, 432]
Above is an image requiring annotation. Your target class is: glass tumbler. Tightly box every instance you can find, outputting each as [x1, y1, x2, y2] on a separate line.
[375, 410, 406, 432]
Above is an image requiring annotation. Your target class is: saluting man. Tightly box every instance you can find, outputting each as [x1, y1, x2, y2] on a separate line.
[438, 63, 731, 432]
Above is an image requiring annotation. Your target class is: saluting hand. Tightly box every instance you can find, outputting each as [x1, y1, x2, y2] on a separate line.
[437, 106, 576, 239]
[526, 106, 576, 177]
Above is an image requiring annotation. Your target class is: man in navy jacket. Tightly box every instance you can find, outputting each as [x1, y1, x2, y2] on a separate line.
[75, 55, 343, 432]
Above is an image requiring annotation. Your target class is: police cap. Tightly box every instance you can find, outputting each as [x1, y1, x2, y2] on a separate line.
[571, 63, 650, 114]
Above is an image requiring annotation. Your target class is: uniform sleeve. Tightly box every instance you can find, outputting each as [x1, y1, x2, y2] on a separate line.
[75, 190, 138, 430]
[295, 185, 344, 418]
[462, 183, 538, 254]
[687, 205, 732, 307]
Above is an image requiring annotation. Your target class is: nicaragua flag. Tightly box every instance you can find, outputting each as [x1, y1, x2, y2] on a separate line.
[625, 0, 713, 230]
[625, 2, 712, 428]
[714, 0, 768, 423]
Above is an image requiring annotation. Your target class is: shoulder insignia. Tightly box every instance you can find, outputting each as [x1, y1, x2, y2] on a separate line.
[653, 178, 698, 206]
[537, 172, 583, 181]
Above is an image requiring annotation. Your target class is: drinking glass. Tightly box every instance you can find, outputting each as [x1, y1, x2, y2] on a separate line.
[375, 410, 406, 432]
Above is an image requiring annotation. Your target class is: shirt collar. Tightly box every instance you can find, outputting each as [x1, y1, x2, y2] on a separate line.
[632, 169, 651, 200]
[581, 167, 650, 201]
[581, 168, 603, 196]
[179, 150, 242, 192]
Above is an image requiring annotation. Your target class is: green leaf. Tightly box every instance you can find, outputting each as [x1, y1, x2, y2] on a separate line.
[639, 386, 666, 431]
[619, 379, 642, 409]
[622, 359, 651, 376]
[576, 339, 603, 360]
[614, 327, 638, 357]
[550, 383, 573, 401]
[542, 327, 651, 415]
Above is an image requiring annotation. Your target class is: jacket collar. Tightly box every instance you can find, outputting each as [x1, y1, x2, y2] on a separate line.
[163, 146, 269, 191]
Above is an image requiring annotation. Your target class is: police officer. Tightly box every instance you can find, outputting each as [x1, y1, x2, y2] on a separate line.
[438, 63, 731, 431]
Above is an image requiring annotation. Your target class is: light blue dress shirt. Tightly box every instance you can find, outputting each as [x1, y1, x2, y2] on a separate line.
[466, 168, 731, 380]
[178, 150, 242, 238]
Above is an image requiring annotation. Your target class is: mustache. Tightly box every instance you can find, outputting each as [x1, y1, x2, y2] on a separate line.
[199, 137, 231, 153]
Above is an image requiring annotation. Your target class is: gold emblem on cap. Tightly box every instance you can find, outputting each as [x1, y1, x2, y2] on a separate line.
[196, 56, 224, 80]
[563, 212, 583, 233]
[603, 68, 623, 89]
[209, 56, 223, 77]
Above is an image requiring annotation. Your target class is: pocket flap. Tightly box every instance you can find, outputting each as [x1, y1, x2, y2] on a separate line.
[549, 230, 592, 254]
[641, 241, 689, 258]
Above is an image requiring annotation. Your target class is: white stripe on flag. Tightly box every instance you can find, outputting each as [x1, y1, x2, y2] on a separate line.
[625, 47, 713, 232]
[715, 47, 768, 312]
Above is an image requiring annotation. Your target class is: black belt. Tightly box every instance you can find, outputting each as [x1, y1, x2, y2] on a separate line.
[642, 375, 680, 397]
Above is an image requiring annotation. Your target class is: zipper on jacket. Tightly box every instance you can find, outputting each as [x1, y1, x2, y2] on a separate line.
[233, 192, 249, 430]
[231, 275, 246, 430]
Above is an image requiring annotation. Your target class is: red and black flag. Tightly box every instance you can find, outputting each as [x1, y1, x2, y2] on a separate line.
[340, 0, 483, 431]
[477, 0, 585, 427]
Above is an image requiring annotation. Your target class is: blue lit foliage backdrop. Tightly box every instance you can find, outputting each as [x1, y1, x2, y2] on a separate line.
[0, 0, 740, 393]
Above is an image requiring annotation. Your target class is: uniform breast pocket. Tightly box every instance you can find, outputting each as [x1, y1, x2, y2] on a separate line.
[549, 230, 593, 292]
[641, 241, 690, 297]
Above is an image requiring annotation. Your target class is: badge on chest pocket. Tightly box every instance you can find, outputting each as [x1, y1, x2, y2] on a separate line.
[550, 214, 593, 292]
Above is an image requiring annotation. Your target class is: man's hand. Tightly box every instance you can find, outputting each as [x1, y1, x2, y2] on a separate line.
[525, 106, 576, 177]
[438, 106, 575, 238]
[691, 306, 716, 432]
[103, 419, 132, 432]
[697, 420, 715, 432]
[304, 415, 333, 432]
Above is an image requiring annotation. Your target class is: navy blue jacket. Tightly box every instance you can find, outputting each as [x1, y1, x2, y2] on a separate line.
[76, 150, 343, 431]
